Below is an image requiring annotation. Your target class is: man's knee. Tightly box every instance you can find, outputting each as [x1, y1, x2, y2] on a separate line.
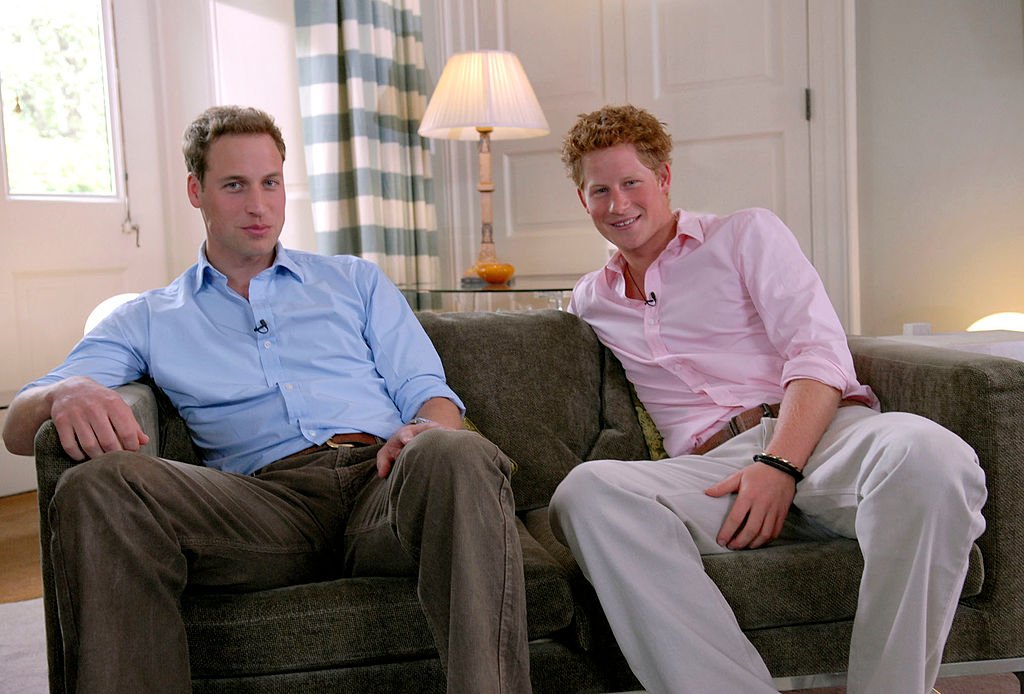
[386, 430, 515, 553]
[549, 461, 621, 540]
[868, 413, 985, 505]
[552, 460, 624, 505]
[53, 452, 152, 509]
[50, 452, 163, 539]
[398, 428, 511, 483]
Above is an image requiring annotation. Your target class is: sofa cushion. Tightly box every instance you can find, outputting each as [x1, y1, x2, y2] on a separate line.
[707, 538, 985, 630]
[628, 383, 668, 460]
[525, 505, 985, 648]
[183, 517, 573, 677]
[418, 310, 648, 511]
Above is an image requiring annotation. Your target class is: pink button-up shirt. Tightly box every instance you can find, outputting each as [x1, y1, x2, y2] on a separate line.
[569, 208, 878, 457]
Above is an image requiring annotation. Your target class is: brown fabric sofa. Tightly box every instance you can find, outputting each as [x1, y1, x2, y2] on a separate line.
[34, 310, 1024, 692]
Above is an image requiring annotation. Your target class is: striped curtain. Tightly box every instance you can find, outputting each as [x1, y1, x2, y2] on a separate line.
[294, 0, 439, 285]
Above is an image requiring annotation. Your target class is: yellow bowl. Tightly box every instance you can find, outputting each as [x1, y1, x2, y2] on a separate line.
[476, 263, 515, 284]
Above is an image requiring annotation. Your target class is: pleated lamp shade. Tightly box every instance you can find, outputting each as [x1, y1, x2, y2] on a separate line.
[419, 51, 549, 141]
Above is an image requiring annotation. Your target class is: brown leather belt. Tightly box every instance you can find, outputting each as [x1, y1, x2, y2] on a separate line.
[693, 399, 862, 456]
[287, 432, 380, 459]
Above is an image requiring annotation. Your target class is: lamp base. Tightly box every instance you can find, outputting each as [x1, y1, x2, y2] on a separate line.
[462, 242, 516, 286]
[463, 241, 500, 277]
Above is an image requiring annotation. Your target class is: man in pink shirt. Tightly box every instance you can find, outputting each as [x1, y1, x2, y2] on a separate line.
[548, 104, 986, 694]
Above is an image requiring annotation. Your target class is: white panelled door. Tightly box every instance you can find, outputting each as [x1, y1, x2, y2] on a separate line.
[460, 0, 813, 279]
[0, 0, 168, 494]
[0, 0, 168, 394]
[626, 0, 811, 253]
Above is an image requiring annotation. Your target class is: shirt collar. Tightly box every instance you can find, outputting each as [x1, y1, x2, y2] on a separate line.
[675, 209, 706, 245]
[601, 208, 705, 282]
[191, 243, 303, 294]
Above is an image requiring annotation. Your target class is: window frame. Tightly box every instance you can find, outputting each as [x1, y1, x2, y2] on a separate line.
[0, 0, 126, 202]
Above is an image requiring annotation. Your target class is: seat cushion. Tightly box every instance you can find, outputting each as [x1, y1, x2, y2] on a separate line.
[704, 538, 985, 630]
[182, 517, 573, 678]
[418, 310, 648, 511]
[524, 505, 985, 647]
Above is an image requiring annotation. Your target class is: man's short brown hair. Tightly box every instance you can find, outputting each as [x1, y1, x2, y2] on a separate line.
[560, 104, 673, 188]
[182, 106, 286, 185]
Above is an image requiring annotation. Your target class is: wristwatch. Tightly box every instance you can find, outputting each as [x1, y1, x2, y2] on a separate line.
[410, 417, 435, 426]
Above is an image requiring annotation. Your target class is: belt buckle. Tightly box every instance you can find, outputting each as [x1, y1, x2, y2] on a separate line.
[325, 437, 357, 449]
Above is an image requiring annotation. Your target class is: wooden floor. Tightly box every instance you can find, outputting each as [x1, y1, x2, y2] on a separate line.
[0, 491, 43, 604]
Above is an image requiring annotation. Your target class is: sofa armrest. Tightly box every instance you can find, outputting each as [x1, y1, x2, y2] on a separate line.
[849, 336, 1024, 658]
[33, 381, 162, 694]
[35, 382, 160, 498]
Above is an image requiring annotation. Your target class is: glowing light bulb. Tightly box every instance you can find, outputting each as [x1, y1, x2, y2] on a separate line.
[966, 312, 1024, 332]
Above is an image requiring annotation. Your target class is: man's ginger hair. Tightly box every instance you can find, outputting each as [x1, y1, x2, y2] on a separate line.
[560, 104, 673, 188]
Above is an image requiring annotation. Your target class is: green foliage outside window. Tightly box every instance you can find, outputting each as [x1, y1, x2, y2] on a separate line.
[0, 0, 116, 196]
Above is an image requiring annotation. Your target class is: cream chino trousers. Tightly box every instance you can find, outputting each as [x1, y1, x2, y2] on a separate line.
[549, 406, 987, 694]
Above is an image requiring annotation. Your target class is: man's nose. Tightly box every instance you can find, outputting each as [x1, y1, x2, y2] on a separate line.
[246, 190, 266, 215]
[609, 189, 630, 213]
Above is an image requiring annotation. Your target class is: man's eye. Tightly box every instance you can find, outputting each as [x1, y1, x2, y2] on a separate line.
[225, 182, 242, 191]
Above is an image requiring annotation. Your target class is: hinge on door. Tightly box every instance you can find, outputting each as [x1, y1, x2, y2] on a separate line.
[805, 88, 812, 121]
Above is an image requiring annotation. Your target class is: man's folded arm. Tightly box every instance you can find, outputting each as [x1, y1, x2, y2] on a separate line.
[3, 376, 149, 460]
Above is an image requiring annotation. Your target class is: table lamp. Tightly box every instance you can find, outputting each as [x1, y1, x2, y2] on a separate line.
[419, 50, 549, 285]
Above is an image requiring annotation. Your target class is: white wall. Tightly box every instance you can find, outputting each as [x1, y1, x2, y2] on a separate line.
[152, 0, 314, 279]
[856, 0, 1024, 335]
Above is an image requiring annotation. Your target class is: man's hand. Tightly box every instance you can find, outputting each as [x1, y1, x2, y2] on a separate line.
[704, 378, 841, 550]
[705, 463, 796, 550]
[375, 397, 463, 478]
[376, 419, 444, 478]
[48, 377, 149, 461]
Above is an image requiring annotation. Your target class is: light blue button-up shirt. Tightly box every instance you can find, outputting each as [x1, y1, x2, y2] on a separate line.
[25, 245, 464, 474]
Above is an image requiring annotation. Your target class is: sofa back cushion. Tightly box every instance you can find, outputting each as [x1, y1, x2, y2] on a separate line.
[418, 310, 647, 510]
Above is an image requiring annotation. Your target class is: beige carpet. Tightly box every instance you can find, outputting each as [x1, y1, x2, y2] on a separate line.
[0, 598, 47, 694]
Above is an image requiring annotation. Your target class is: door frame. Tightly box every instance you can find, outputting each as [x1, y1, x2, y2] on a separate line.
[808, 0, 860, 333]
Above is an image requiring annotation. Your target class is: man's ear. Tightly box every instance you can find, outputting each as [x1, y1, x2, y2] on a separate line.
[187, 174, 202, 209]
[577, 188, 588, 212]
[657, 163, 672, 194]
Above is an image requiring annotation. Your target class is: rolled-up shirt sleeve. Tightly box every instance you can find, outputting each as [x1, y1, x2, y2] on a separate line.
[360, 263, 465, 422]
[739, 209, 873, 402]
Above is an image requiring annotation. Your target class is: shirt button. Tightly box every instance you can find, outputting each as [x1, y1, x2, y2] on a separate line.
[285, 383, 294, 391]
[307, 430, 317, 437]
[264, 341, 272, 349]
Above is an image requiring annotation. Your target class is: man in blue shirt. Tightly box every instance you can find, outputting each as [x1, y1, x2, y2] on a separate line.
[2, 106, 530, 694]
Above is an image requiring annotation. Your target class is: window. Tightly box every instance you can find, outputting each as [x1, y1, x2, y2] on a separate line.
[0, 0, 119, 197]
